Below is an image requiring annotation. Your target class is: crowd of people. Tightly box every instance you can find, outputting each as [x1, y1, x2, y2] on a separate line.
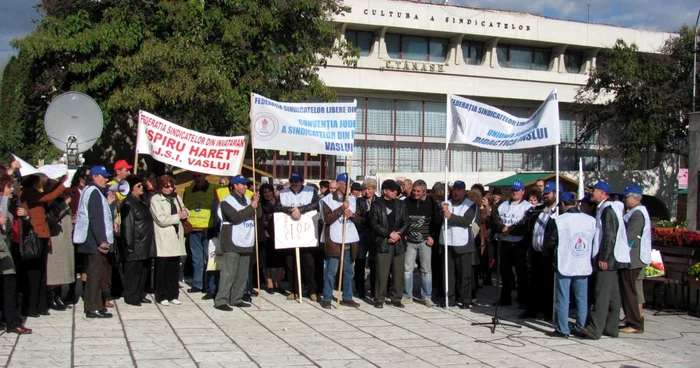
[0, 155, 652, 341]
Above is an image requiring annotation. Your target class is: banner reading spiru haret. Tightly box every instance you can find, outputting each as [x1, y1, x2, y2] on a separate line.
[447, 89, 560, 150]
[136, 110, 247, 176]
[250, 93, 357, 156]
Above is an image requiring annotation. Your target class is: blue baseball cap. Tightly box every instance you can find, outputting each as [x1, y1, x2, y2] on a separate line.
[560, 192, 576, 204]
[336, 173, 351, 183]
[511, 180, 525, 191]
[89, 166, 112, 178]
[543, 181, 562, 194]
[230, 175, 247, 185]
[453, 181, 466, 190]
[579, 192, 593, 204]
[289, 172, 304, 182]
[621, 184, 643, 196]
[590, 180, 612, 194]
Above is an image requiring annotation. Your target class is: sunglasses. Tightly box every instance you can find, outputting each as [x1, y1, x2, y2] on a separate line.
[162, 184, 173, 189]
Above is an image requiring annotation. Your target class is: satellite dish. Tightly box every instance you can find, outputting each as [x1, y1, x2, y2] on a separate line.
[44, 91, 104, 168]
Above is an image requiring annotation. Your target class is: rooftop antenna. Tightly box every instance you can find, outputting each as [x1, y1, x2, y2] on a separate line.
[587, 3, 590, 23]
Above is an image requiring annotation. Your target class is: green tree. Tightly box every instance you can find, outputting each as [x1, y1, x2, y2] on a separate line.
[574, 26, 695, 168]
[0, 0, 357, 165]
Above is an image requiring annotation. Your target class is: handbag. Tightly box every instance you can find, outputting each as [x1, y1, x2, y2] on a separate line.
[20, 227, 43, 261]
[182, 220, 193, 235]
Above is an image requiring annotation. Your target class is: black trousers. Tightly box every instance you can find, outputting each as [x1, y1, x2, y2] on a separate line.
[285, 248, 318, 296]
[437, 248, 473, 304]
[499, 240, 528, 304]
[526, 250, 554, 318]
[619, 268, 644, 330]
[123, 259, 150, 303]
[155, 257, 180, 302]
[84, 252, 108, 312]
[587, 270, 621, 338]
[2, 274, 22, 329]
[23, 241, 48, 315]
[354, 258, 367, 298]
[374, 247, 406, 304]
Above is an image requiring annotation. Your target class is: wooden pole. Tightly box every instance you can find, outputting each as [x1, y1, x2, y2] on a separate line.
[250, 93, 262, 310]
[295, 247, 302, 304]
[134, 111, 141, 171]
[336, 156, 353, 309]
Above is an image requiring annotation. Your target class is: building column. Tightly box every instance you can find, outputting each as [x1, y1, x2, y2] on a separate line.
[553, 45, 567, 73]
[687, 112, 700, 230]
[486, 38, 500, 68]
[377, 27, 389, 59]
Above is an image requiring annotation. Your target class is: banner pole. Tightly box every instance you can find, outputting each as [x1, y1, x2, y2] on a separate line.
[250, 93, 262, 310]
[337, 156, 353, 309]
[443, 94, 450, 308]
[134, 111, 141, 171]
[295, 247, 302, 304]
[552, 144, 560, 324]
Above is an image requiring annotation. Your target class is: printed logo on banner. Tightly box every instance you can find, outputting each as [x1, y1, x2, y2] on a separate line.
[252, 113, 280, 142]
[569, 233, 589, 258]
[450, 114, 466, 142]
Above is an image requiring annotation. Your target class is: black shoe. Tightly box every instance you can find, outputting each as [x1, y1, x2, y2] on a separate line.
[215, 304, 233, 311]
[39, 310, 50, 316]
[546, 330, 569, 339]
[187, 287, 202, 293]
[55, 295, 69, 310]
[233, 302, 251, 308]
[202, 293, 214, 300]
[321, 301, 332, 309]
[276, 287, 287, 295]
[86, 310, 113, 318]
[26, 312, 40, 318]
[250, 289, 258, 297]
[392, 301, 405, 308]
[265, 287, 275, 295]
[374, 302, 384, 308]
[140, 298, 152, 304]
[125, 300, 142, 306]
[242, 294, 252, 303]
[577, 327, 599, 340]
[459, 303, 470, 309]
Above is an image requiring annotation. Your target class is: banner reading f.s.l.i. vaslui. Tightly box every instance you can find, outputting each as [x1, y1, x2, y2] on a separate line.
[447, 89, 560, 150]
[250, 93, 357, 156]
[136, 110, 246, 176]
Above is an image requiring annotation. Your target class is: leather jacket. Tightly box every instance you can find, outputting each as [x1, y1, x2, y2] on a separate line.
[368, 196, 409, 255]
[120, 193, 155, 262]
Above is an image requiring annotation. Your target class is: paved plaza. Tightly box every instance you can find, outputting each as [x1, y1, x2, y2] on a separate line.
[2, 282, 699, 368]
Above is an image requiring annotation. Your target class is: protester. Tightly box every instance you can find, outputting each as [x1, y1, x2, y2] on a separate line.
[320, 173, 362, 308]
[526, 186, 542, 206]
[73, 165, 115, 318]
[45, 177, 75, 311]
[350, 182, 363, 198]
[140, 171, 158, 207]
[579, 181, 631, 340]
[466, 189, 484, 301]
[400, 179, 413, 200]
[259, 183, 284, 294]
[357, 178, 377, 299]
[0, 173, 32, 334]
[21, 174, 68, 317]
[109, 160, 133, 202]
[619, 184, 651, 334]
[214, 175, 260, 310]
[150, 175, 189, 306]
[476, 186, 493, 286]
[369, 179, 409, 308]
[318, 180, 330, 197]
[119, 175, 154, 306]
[535, 179, 545, 194]
[276, 172, 320, 301]
[403, 179, 440, 307]
[544, 192, 596, 338]
[219, 177, 229, 187]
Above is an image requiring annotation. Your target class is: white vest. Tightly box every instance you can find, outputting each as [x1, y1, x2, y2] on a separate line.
[321, 194, 359, 243]
[624, 205, 652, 265]
[439, 199, 475, 247]
[497, 200, 533, 242]
[279, 186, 315, 208]
[554, 212, 596, 276]
[218, 195, 255, 248]
[73, 185, 114, 244]
[592, 200, 630, 263]
[532, 207, 556, 252]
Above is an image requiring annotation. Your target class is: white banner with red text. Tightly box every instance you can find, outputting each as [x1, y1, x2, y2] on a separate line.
[136, 110, 246, 176]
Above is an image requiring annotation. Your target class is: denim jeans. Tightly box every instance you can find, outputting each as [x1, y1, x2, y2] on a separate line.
[323, 248, 354, 302]
[554, 272, 588, 335]
[403, 240, 432, 300]
[189, 232, 207, 289]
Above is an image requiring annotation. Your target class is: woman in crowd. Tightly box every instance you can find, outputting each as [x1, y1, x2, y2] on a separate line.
[259, 183, 284, 294]
[140, 171, 158, 208]
[0, 173, 32, 334]
[150, 175, 189, 306]
[120, 175, 154, 306]
[20, 174, 67, 317]
[46, 177, 75, 311]
[65, 166, 89, 304]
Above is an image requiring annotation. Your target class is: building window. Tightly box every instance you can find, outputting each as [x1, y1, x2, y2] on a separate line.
[385, 33, 449, 62]
[345, 30, 374, 57]
[565, 50, 583, 73]
[424, 101, 446, 137]
[560, 112, 576, 143]
[423, 143, 446, 172]
[461, 40, 484, 65]
[339, 96, 365, 134]
[396, 100, 422, 136]
[367, 99, 394, 135]
[396, 143, 421, 172]
[497, 44, 551, 71]
[366, 141, 394, 174]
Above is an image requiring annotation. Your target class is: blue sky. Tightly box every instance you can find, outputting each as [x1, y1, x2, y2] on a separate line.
[1, 0, 699, 67]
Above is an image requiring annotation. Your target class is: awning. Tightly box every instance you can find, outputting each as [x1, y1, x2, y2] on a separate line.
[486, 172, 583, 189]
[677, 189, 688, 195]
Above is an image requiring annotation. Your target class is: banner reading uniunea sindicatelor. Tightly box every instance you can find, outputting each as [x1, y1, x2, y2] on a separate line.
[447, 89, 560, 150]
[250, 93, 357, 156]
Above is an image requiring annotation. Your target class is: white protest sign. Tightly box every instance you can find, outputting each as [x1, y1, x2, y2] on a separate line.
[11, 154, 41, 177]
[274, 210, 319, 249]
[136, 111, 246, 176]
[38, 164, 68, 179]
[447, 89, 560, 150]
[250, 93, 357, 156]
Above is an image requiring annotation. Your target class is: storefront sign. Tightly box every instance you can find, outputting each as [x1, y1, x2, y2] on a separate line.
[383, 60, 445, 73]
[360, 8, 532, 32]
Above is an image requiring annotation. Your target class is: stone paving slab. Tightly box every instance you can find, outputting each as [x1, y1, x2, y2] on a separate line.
[3, 281, 700, 367]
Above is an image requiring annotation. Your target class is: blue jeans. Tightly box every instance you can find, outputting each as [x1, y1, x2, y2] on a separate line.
[189, 232, 217, 292]
[404, 240, 432, 300]
[554, 272, 588, 335]
[323, 248, 354, 302]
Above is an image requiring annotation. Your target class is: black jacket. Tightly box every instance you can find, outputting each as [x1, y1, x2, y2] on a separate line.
[76, 185, 110, 255]
[220, 192, 262, 253]
[442, 199, 480, 255]
[119, 194, 154, 262]
[405, 195, 442, 244]
[595, 200, 630, 271]
[369, 196, 409, 254]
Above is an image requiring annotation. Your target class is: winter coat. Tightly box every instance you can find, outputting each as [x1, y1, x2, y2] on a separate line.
[150, 193, 189, 258]
[120, 193, 155, 262]
[368, 196, 409, 255]
[0, 209, 15, 275]
[21, 184, 66, 239]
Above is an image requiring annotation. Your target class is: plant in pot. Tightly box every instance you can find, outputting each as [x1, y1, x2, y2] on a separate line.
[689, 262, 700, 289]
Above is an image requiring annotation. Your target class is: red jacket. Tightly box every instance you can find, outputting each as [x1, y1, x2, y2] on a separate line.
[20, 184, 66, 239]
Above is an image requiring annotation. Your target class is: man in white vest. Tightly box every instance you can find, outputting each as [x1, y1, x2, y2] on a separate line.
[543, 192, 596, 338]
[438, 180, 480, 309]
[579, 180, 631, 340]
[619, 183, 651, 334]
[73, 165, 116, 318]
[214, 175, 260, 310]
[276, 172, 320, 301]
[320, 173, 363, 308]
